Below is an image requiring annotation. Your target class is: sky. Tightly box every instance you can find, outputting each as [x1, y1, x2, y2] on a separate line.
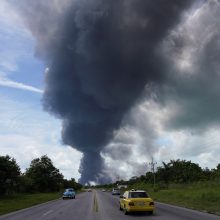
[0, 0, 82, 180]
[0, 0, 220, 184]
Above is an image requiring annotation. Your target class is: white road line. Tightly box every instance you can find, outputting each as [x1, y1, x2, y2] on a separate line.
[43, 210, 53, 216]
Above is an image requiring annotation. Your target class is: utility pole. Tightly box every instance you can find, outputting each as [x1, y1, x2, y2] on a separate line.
[149, 157, 157, 191]
[116, 175, 120, 187]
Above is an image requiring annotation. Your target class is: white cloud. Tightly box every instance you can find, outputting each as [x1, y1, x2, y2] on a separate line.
[102, 97, 220, 181]
[0, 134, 82, 180]
[0, 76, 43, 93]
[0, 95, 82, 180]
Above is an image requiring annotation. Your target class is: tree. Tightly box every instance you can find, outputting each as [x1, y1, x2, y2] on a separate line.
[63, 178, 82, 191]
[18, 174, 35, 193]
[26, 155, 63, 192]
[145, 171, 154, 184]
[201, 167, 214, 181]
[156, 159, 203, 185]
[0, 155, 20, 195]
[157, 162, 172, 187]
[213, 163, 220, 181]
[165, 159, 203, 184]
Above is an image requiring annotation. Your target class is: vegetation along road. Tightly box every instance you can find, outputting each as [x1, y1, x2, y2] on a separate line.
[0, 190, 219, 220]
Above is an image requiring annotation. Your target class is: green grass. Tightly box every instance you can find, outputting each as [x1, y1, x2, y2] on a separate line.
[0, 192, 61, 216]
[129, 181, 220, 215]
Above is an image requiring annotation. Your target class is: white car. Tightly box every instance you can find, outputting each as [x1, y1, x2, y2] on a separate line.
[112, 188, 120, 195]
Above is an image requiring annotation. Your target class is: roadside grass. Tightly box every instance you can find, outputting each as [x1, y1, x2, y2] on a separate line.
[0, 192, 61, 216]
[129, 181, 220, 215]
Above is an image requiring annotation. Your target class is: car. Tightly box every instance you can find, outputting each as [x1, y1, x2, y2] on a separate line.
[87, 188, 92, 192]
[112, 188, 120, 195]
[119, 190, 154, 215]
[102, 189, 106, 192]
[62, 188, 76, 199]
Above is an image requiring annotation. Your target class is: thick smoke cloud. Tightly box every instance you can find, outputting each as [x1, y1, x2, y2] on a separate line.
[101, 0, 220, 180]
[15, 0, 195, 183]
[157, 0, 220, 131]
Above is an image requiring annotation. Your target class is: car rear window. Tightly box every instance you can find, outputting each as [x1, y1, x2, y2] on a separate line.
[128, 192, 149, 198]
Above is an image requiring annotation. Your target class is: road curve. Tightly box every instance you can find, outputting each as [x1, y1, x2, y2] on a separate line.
[0, 190, 219, 220]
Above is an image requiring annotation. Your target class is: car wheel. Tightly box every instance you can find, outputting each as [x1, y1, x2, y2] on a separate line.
[148, 211, 153, 215]
[119, 204, 122, 211]
[123, 206, 128, 215]
[74, 196, 75, 199]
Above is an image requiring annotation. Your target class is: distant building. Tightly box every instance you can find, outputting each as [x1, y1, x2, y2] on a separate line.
[117, 184, 127, 189]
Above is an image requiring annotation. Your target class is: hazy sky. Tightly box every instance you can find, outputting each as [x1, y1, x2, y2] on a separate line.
[1, 0, 220, 183]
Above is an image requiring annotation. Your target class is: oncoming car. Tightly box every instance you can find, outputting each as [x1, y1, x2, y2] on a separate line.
[119, 190, 154, 215]
[62, 188, 76, 199]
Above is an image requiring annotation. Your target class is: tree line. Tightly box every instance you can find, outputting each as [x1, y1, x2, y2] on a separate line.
[98, 159, 220, 189]
[152, 159, 219, 186]
[0, 155, 82, 195]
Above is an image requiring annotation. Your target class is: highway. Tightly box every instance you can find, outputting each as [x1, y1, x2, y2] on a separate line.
[0, 190, 219, 220]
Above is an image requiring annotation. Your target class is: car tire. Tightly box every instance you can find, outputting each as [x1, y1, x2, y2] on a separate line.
[148, 211, 153, 215]
[123, 206, 128, 215]
[74, 196, 75, 199]
[119, 204, 122, 211]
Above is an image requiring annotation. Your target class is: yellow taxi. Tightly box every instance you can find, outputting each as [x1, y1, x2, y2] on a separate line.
[119, 189, 154, 215]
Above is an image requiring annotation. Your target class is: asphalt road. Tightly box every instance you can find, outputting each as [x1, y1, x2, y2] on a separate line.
[0, 190, 219, 220]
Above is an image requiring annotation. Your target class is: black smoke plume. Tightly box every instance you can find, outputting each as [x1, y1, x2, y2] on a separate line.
[16, 0, 194, 184]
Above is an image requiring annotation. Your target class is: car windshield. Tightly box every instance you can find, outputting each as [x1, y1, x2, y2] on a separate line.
[128, 192, 149, 198]
[66, 189, 73, 192]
